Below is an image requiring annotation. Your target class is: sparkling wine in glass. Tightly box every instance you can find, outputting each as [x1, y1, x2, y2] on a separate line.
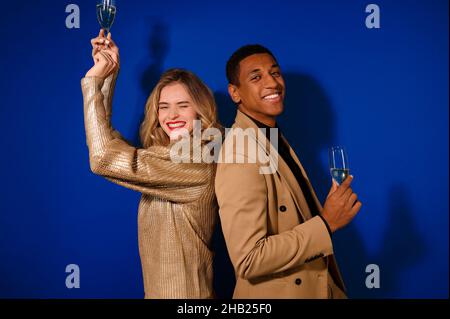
[96, 0, 116, 34]
[329, 146, 350, 185]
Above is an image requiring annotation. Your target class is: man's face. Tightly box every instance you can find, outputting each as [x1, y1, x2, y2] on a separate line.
[228, 53, 285, 126]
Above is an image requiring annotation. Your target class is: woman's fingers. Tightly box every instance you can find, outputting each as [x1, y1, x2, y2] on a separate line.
[91, 37, 106, 47]
[92, 51, 114, 77]
[105, 32, 112, 47]
[104, 33, 119, 54]
[100, 51, 112, 64]
[99, 51, 117, 75]
[100, 50, 114, 65]
[101, 48, 119, 64]
[91, 29, 106, 46]
[88, 29, 118, 77]
[91, 30, 117, 50]
[100, 50, 119, 76]
[91, 29, 108, 53]
[95, 51, 112, 67]
[94, 51, 108, 64]
[93, 51, 101, 62]
[91, 37, 108, 51]
[91, 38, 105, 61]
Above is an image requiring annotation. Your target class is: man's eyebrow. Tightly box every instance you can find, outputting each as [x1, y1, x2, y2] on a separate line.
[248, 64, 280, 76]
[248, 68, 261, 76]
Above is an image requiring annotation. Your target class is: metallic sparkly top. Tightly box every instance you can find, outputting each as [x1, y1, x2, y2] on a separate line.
[81, 73, 218, 299]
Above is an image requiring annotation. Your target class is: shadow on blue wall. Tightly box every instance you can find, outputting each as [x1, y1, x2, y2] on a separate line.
[283, 71, 426, 298]
[334, 185, 425, 298]
[380, 185, 426, 297]
[281, 73, 426, 298]
[131, 20, 170, 147]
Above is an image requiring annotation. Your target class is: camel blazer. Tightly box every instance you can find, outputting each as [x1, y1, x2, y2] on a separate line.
[215, 110, 346, 299]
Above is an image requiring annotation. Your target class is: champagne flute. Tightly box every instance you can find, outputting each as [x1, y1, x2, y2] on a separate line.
[96, 0, 117, 35]
[329, 146, 350, 185]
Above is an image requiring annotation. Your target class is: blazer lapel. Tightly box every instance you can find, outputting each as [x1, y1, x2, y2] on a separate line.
[234, 111, 312, 221]
[283, 137, 323, 213]
[276, 155, 313, 221]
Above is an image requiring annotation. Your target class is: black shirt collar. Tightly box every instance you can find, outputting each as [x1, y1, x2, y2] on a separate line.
[239, 110, 281, 141]
[240, 111, 278, 129]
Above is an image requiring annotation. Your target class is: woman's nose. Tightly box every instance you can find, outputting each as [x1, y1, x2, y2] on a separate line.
[168, 108, 179, 119]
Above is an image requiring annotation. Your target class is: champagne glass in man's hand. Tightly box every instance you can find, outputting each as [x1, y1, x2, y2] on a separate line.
[329, 146, 350, 185]
[321, 146, 362, 233]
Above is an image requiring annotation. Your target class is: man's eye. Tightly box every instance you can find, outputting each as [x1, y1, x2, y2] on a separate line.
[272, 72, 280, 77]
[251, 75, 261, 81]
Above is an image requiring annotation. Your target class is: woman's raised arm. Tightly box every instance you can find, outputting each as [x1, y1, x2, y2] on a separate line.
[81, 33, 212, 203]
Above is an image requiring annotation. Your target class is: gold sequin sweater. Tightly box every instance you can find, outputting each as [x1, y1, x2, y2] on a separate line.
[81, 73, 218, 299]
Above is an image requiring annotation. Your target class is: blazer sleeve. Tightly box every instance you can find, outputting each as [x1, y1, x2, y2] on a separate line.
[215, 155, 333, 281]
[81, 75, 212, 203]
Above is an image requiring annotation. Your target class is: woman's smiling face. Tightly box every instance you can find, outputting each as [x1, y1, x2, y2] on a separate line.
[158, 82, 198, 140]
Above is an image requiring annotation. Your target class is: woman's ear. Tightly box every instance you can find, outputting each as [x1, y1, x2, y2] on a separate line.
[228, 84, 241, 104]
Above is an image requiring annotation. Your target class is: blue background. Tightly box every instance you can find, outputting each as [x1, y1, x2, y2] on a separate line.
[0, 0, 448, 298]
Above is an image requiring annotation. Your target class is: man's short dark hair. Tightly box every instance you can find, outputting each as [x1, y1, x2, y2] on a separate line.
[226, 44, 277, 86]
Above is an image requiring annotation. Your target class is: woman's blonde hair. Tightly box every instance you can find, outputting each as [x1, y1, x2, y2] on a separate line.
[140, 68, 220, 147]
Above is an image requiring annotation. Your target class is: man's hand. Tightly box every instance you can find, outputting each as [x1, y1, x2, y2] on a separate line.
[321, 175, 362, 233]
[85, 29, 120, 78]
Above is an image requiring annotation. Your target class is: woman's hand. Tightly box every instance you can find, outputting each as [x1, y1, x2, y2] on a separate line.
[85, 29, 120, 78]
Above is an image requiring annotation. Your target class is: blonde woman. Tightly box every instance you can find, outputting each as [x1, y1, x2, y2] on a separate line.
[81, 30, 220, 299]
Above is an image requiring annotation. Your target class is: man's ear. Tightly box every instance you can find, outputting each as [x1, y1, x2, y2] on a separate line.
[228, 84, 241, 104]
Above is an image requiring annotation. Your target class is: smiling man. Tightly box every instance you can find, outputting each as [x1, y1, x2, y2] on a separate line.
[215, 45, 362, 299]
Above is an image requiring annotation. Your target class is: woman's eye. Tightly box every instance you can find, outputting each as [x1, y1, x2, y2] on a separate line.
[159, 106, 168, 110]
